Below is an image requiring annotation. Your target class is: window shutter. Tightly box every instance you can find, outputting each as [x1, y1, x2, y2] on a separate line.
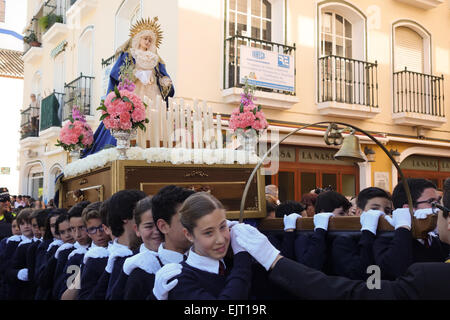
[395, 26, 423, 73]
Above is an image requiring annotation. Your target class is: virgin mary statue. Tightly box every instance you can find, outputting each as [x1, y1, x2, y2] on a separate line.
[83, 17, 174, 157]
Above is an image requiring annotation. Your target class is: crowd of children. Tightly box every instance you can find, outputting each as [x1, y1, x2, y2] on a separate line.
[0, 178, 448, 300]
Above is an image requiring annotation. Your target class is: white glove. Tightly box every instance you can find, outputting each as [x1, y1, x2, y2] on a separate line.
[384, 208, 411, 230]
[313, 212, 334, 231]
[226, 220, 239, 229]
[230, 224, 246, 254]
[105, 255, 118, 274]
[283, 213, 301, 231]
[360, 210, 384, 235]
[414, 208, 435, 219]
[233, 223, 280, 271]
[17, 268, 28, 281]
[153, 263, 182, 300]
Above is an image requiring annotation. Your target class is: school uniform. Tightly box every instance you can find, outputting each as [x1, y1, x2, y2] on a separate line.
[55, 242, 90, 299]
[169, 248, 253, 300]
[5, 236, 34, 300]
[35, 239, 64, 300]
[269, 256, 450, 300]
[373, 229, 449, 280]
[108, 244, 152, 300]
[25, 237, 43, 298]
[78, 244, 109, 300]
[293, 229, 328, 271]
[143, 243, 190, 300]
[331, 230, 376, 280]
[104, 239, 134, 300]
[0, 235, 27, 299]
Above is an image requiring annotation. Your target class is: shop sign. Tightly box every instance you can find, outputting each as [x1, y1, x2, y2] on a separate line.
[279, 147, 295, 162]
[400, 156, 438, 171]
[298, 147, 353, 165]
[440, 160, 450, 172]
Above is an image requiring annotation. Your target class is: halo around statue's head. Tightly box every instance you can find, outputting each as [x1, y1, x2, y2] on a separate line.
[130, 17, 163, 49]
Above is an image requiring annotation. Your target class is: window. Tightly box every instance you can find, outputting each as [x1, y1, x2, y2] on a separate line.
[227, 0, 272, 41]
[394, 26, 424, 73]
[78, 27, 94, 76]
[320, 12, 352, 59]
[115, 0, 142, 51]
[29, 171, 44, 200]
[54, 52, 65, 94]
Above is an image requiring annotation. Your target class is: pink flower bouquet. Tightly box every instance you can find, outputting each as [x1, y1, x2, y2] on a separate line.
[97, 85, 148, 131]
[229, 82, 268, 135]
[56, 107, 94, 152]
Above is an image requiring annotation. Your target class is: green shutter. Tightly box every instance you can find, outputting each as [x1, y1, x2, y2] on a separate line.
[40, 93, 61, 131]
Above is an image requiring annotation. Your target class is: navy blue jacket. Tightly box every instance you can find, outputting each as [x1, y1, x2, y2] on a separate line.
[294, 229, 328, 270]
[6, 241, 34, 300]
[57, 251, 85, 299]
[34, 244, 60, 300]
[52, 247, 76, 299]
[169, 252, 253, 300]
[0, 237, 22, 299]
[79, 256, 108, 300]
[105, 256, 131, 300]
[87, 269, 110, 300]
[124, 268, 156, 300]
[331, 230, 376, 280]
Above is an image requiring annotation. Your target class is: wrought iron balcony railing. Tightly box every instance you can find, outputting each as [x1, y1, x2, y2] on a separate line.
[102, 54, 116, 68]
[393, 68, 445, 117]
[224, 34, 296, 95]
[63, 73, 94, 121]
[318, 55, 378, 108]
[20, 106, 40, 140]
[44, 0, 67, 25]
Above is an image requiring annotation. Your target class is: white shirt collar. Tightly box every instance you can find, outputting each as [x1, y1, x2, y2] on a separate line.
[33, 237, 42, 242]
[157, 243, 187, 265]
[74, 242, 90, 250]
[185, 247, 225, 275]
[139, 243, 151, 253]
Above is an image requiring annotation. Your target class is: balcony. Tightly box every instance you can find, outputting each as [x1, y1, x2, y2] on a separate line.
[41, 0, 69, 44]
[39, 92, 64, 139]
[22, 9, 44, 62]
[101, 54, 116, 68]
[66, 0, 98, 24]
[317, 55, 379, 119]
[63, 73, 94, 121]
[223, 35, 299, 110]
[392, 68, 445, 128]
[20, 106, 40, 140]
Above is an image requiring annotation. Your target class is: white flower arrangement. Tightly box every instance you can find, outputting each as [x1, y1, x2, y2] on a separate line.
[63, 147, 259, 177]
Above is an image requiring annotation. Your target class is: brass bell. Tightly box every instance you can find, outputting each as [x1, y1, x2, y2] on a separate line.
[334, 131, 367, 163]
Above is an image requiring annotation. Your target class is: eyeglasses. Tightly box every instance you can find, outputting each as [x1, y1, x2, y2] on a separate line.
[87, 225, 104, 235]
[431, 202, 450, 219]
[415, 197, 442, 206]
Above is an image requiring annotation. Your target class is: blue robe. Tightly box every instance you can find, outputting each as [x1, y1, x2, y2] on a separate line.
[83, 52, 175, 157]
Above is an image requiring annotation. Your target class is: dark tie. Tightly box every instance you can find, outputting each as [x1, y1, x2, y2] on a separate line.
[218, 261, 225, 276]
[183, 255, 187, 261]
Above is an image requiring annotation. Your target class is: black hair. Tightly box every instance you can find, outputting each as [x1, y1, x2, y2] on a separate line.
[275, 200, 305, 218]
[356, 187, 392, 210]
[151, 185, 195, 234]
[54, 213, 70, 235]
[107, 190, 146, 237]
[99, 199, 109, 226]
[31, 209, 49, 228]
[315, 191, 351, 214]
[134, 197, 153, 227]
[442, 178, 450, 209]
[266, 200, 278, 217]
[43, 208, 66, 240]
[392, 178, 436, 209]
[68, 201, 91, 219]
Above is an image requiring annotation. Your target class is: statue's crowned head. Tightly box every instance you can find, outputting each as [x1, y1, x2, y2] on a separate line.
[130, 17, 163, 53]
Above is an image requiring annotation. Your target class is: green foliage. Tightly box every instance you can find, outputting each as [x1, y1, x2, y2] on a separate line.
[38, 15, 49, 30]
[23, 32, 37, 44]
